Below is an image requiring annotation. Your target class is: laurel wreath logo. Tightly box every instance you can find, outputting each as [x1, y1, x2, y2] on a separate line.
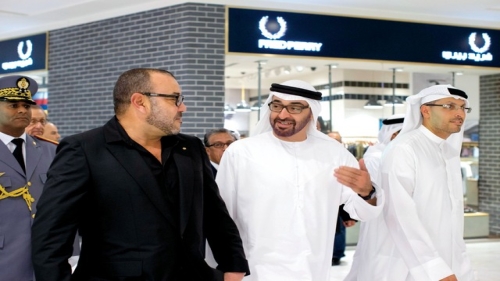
[259, 16, 287, 40]
[468, 33, 491, 53]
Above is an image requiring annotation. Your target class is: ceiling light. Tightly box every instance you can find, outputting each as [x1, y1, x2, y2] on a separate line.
[284, 66, 291, 74]
[384, 97, 404, 107]
[364, 96, 383, 109]
[224, 104, 235, 114]
[329, 63, 338, 69]
[235, 83, 251, 112]
[251, 101, 264, 111]
[295, 65, 304, 72]
[235, 100, 251, 112]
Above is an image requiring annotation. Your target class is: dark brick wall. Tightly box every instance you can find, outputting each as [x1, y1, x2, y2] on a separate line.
[47, 3, 225, 138]
[479, 73, 500, 235]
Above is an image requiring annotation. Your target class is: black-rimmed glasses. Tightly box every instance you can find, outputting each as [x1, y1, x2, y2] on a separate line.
[206, 141, 233, 149]
[268, 102, 309, 114]
[140, 92, 184, 107]
[424, 103, 471, 113]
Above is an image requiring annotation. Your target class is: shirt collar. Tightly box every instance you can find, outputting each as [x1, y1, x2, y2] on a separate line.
[0, 131, 27, 146]
[418, 125, 445, 145]
[110, 116, 179, 148]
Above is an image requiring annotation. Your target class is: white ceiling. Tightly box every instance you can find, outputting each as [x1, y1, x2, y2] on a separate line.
[1, 0, 500, 88]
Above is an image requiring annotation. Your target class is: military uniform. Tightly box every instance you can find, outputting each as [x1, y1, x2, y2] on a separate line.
[0, 75, 57, 281]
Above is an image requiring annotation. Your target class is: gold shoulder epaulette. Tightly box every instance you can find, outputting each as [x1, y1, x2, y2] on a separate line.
[33, 135, 59, 145]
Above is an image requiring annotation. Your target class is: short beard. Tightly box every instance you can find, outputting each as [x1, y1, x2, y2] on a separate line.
[271, 111, 312, 138]
[146, 99, 180, 135]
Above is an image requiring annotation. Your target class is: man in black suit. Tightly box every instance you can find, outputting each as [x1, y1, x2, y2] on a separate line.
[203, 128, 236, 177]
[32, 68, 249, 281]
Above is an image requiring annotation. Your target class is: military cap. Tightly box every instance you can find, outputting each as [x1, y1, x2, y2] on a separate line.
[0, 75, 38, 105]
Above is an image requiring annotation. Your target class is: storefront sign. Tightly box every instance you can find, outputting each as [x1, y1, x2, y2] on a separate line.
[0, 33, 47, 74]
[442, 33, 492, 62]
[227, 8, 500, 68]
[257, 16, 323, 52]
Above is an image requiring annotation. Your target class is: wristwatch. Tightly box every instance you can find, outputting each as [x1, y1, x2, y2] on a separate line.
[358, 186, 376, 200]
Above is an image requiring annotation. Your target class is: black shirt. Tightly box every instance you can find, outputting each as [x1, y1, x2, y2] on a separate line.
[115, 120, 180, 228]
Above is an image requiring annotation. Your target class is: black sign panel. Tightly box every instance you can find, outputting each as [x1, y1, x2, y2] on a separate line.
[0, 33, 47, 74]
[227, 8, 500, 68]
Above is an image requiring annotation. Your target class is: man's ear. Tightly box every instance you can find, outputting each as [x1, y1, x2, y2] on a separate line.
[130, 92, 148, 113]
[420, 104, 431, 119]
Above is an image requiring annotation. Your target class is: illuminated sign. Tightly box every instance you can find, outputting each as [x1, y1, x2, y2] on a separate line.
[442, 33, 492, 62]
[257, 16, 323, 52]
[0, 33, 47, 74]
[227, 8, 500, 68]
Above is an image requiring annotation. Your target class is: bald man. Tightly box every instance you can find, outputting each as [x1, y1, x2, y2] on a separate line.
[42, 122, 61, 142]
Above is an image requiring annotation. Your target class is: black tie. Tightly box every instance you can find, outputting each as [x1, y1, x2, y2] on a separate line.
[12, 138, 25, 173]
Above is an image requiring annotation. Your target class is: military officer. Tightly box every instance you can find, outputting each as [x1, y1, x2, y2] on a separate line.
[0, 75, 57, 280]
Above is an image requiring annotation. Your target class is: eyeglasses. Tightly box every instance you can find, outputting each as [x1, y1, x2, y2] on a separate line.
[207, 141, 233, 149]
[424, 103, 471, 113]
[268, 102, 309, 114]
[140, 92, 184, 107]
[30, 118, 47, 126]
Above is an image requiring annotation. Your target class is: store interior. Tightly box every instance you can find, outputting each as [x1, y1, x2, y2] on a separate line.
[223, 53, 492, 242]
[16, 53, 494, 226]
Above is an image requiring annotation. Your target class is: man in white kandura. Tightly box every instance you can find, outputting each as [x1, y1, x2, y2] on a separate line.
[345, 113, 404, 280]
[345, 84, 475, 281]
[362, 113, 405, 187]
[215, 80, 384, 281]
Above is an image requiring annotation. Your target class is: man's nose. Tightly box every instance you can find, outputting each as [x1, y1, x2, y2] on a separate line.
[178, 102, 187, 112]
[18, 107, 29, 113]
[278, 107, 291, 118]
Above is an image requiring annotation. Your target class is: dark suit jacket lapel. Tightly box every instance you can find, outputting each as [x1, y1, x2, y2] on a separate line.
[173, 140, 194, 236]
[103, 120, 176, 228]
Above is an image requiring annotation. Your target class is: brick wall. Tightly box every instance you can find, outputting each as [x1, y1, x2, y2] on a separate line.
[47, 3, 225, 138]
[479, 73, 500, 235]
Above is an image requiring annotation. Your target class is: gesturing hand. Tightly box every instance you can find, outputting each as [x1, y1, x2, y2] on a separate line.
[334, 159, 372, 196]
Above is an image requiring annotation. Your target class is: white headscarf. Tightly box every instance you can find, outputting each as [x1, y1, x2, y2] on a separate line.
[251, 80, 330, 141]
[378, 113, 405, 146]
[400, 84, 469, 151]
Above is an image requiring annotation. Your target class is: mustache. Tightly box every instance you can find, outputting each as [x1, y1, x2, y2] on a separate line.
[274, 118, 295, 123]
[451, 117, 464, 122]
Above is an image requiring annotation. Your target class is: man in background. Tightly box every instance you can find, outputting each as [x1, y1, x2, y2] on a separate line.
[362, 114, 405, 187]
[0, 75, 57, 281]
[204, 128, 236, 177]
[42, 122, 61, 142]
[327, 131, 342, 143]
[24, 104, 47, 137]
[327, 130, 357, 266]
[345, 113, 404, 279]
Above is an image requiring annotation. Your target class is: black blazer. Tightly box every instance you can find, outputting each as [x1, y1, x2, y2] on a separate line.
[32, 117, 249, 281]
